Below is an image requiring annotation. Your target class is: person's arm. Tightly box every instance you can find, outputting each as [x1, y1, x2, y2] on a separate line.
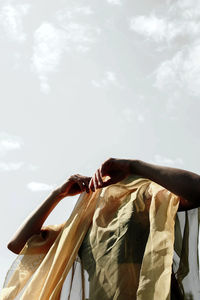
[89, 158, 200, 210]
[131, 160, 200, 204]
[8, 175, 91, 254]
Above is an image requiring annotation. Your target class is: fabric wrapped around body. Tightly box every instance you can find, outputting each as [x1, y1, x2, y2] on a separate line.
[1, 177, 199, 300]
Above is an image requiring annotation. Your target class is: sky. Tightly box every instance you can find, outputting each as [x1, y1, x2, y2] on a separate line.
[0, 0, 200, 290]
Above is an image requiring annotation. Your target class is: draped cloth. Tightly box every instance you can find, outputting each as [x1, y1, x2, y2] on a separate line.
[1, 177, 199, 300]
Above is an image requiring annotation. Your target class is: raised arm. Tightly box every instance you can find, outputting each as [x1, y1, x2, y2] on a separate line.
[89, 158, 200, 210]
[7, 175, 91, 254]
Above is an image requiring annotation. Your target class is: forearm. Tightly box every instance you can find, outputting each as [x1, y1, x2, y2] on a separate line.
[7, 174, 91, 254]
[7, 190, 63, 254]
[130, 160, 200, 203]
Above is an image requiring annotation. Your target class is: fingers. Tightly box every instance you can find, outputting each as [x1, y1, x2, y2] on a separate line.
[61, 158, 117, 195]
[76, 177, 86, 193]
[89, 176, 95, 192]
[89, 168, 105, 192]
[82, 177, 90, 193]
[75, 175, 91, 193]
[67, 174, 91, 194]
[89, 172, 97, 192]
[97, 168, 104, 187]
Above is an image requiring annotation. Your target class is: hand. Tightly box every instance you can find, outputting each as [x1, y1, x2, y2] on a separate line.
[89, 158, 131, 192]
[55, 174, 91, 198]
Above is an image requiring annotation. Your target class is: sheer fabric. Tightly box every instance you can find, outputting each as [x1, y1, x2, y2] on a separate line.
[173, 209, 200, 299]
[1, 176, 199, 300]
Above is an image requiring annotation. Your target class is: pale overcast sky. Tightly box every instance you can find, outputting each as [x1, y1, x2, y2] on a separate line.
[1, 0, 200, 289]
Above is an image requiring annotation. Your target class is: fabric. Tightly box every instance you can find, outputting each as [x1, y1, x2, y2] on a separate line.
[1, 188, 101, 300]
[1, 176, 199, 300]
[173, 208, 200, 299]
[79, 177, 179, 300]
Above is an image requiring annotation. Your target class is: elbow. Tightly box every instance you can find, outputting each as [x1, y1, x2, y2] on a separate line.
[7, 241, 22, 255]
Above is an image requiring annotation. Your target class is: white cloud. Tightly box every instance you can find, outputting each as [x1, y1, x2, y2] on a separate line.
[0, 133, 39, 173]
[91, 71, 118, 88]
[122, 108, 145, 123]
[107, 0, 122, 5]
[56, 6, 93, 19]
[0, 161, 24, 171]
[130, 15, 175, 43]
[63, 22, 97, 44]
[151, 154, 183, 166]
[75, 7, 93, 15]
[32, 23, 66, 74]
[0, 133, 23, 155]
[31, 22, 67, 93]
[106, 71, 116, 82]
[32, 14, 100, 93]
[0, 161, 39, 172]
[0, 3, 30, 42]
[130, 14, 200, 44]
[155, 42, 200, 96]
[122, 108, 133, 123]
[137, 114, 145, 123]
[130, 2, 200, 96]
[0, 139, 21, 151]
[169, 0, 200, 19]
[0, 133, 25, 172]
[39, 76, 51, 94]
[27, 164, 39, 171]
[27, 181, 54, 192]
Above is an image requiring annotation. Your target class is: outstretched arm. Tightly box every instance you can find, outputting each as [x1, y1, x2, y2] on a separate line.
[89, 158, 200, 210]
[8, 175, 91, 254]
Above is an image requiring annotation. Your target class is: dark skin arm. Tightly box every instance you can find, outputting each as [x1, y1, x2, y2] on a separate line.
[7, 174, 91, 254]
[89, 158, 200, 211]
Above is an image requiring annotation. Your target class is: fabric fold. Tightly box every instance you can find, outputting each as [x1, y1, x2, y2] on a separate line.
[1, 176, 198, 300]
